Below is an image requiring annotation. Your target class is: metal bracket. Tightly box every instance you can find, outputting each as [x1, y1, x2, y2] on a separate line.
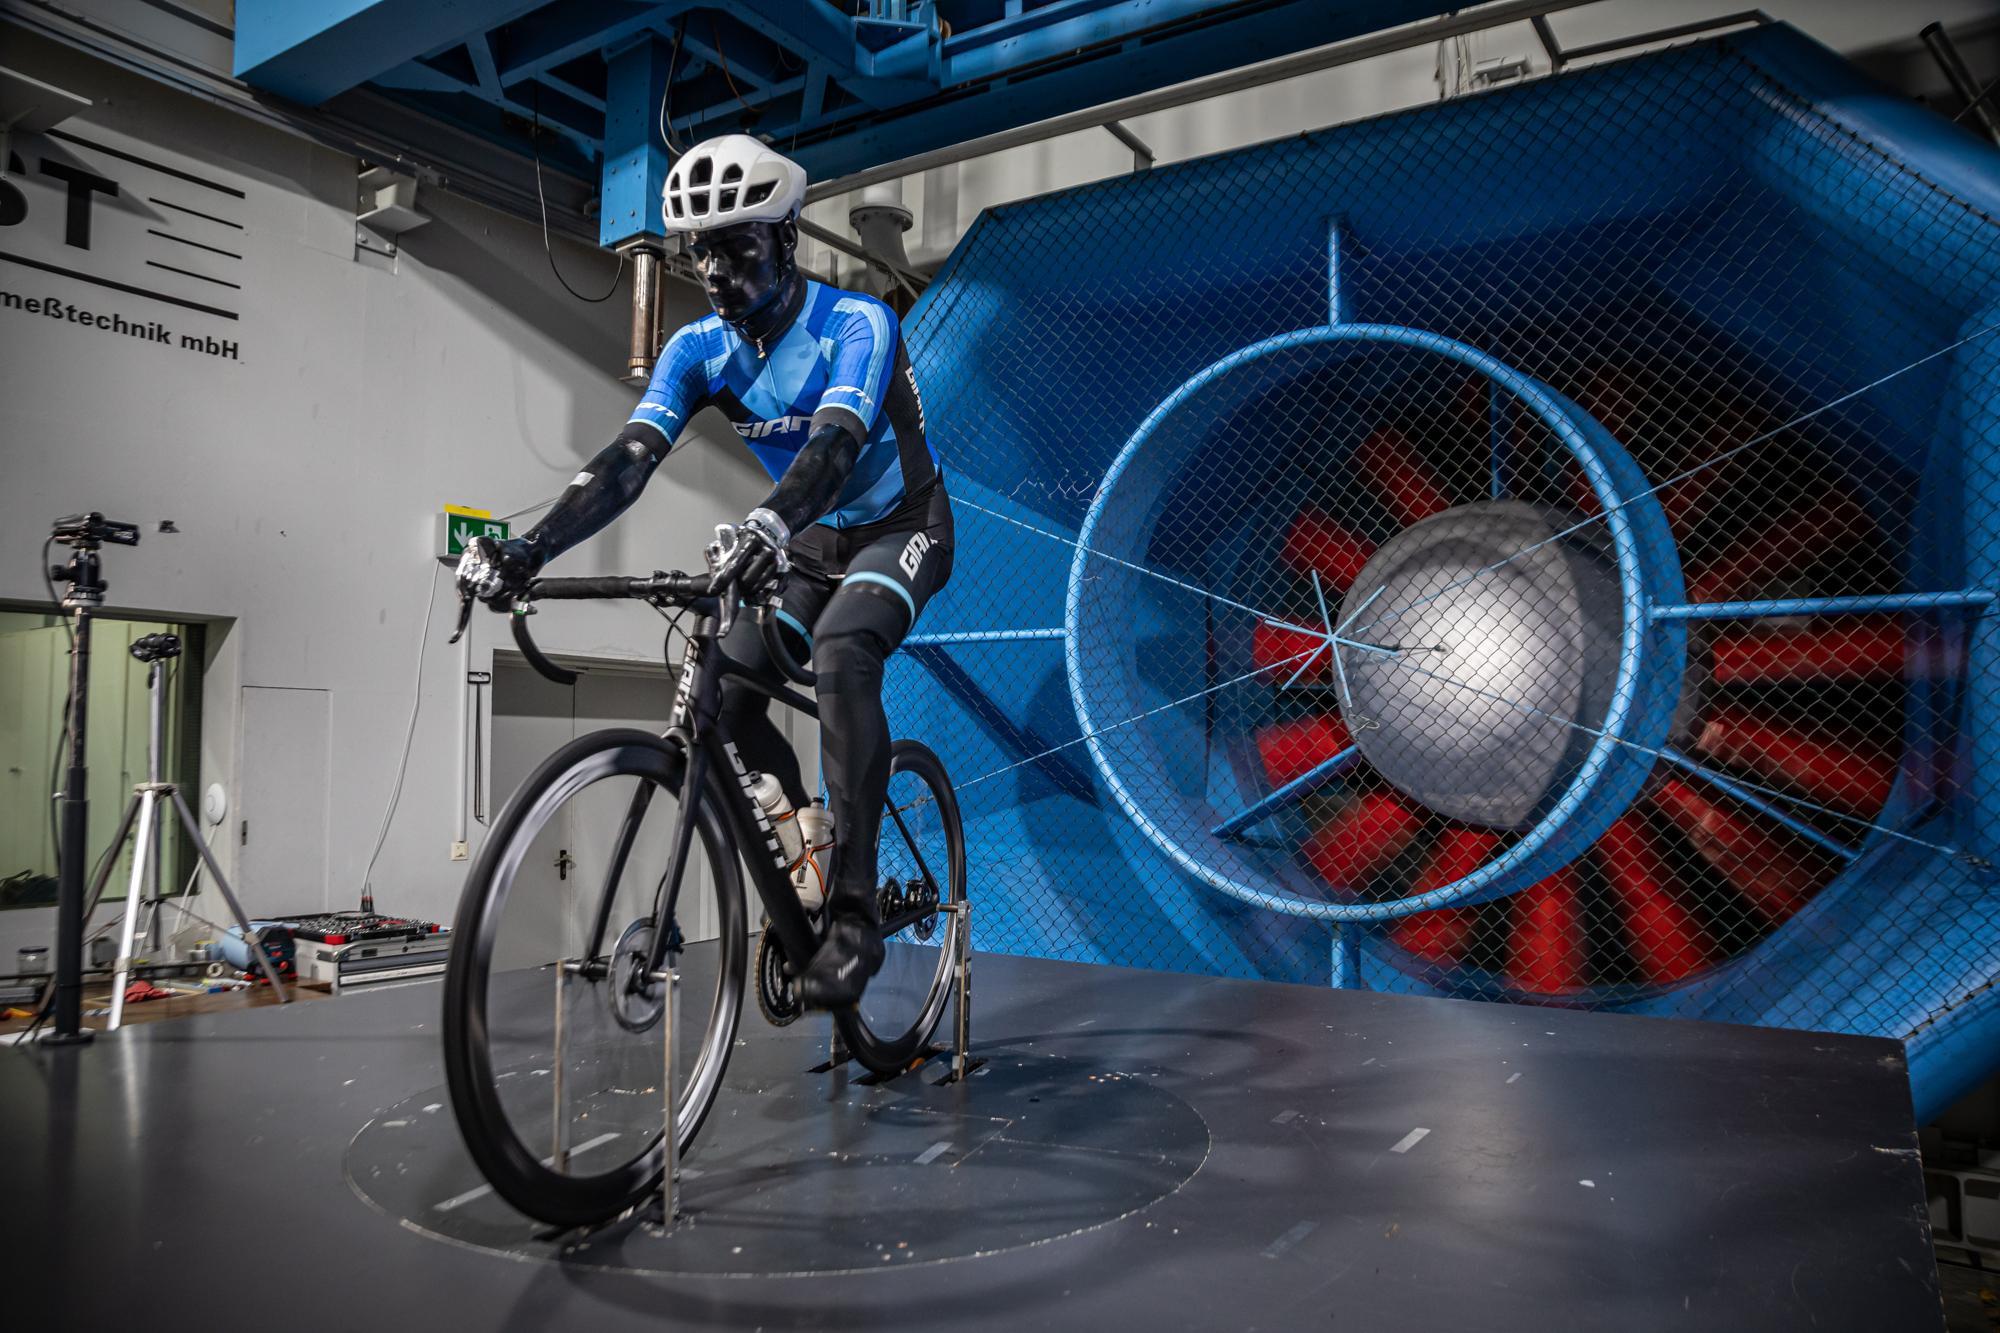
[935, 898, 984, 1085]
[355, 165, 429, 258]
[554, 958, 682, 1232]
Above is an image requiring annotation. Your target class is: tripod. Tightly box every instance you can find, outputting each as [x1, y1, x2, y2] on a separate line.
[95, 633, 288, 1028]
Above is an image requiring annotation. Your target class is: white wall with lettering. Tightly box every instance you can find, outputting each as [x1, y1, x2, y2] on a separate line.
[0, 29, 767, 957]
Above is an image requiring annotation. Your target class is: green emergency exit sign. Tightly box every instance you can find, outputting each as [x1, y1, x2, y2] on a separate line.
[440, 505, 509, 556]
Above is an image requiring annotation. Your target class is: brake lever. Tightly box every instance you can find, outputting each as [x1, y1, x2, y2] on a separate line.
[447, 588, 477, 645]
[707, 521, 742, 636]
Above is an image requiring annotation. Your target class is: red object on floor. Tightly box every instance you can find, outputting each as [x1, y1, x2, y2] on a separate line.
[1356, 428, 1450, 527]
[123, 978, 172, 1004]
[1597, 814, 1713, 984]
[1255, 715, 1354, 788]
[1282, 511, 1376, 591]
[1389, 826, 1499, 963]
[1506, 869, 1586, 994]
[1710, 619, 1907, 685]
[1303, 792, 1425, 889]
[1253, 621, 1331, 681]
[1695, 707, 1894, 815]
[1649, 779, 1819, 926]
[1685, 492, 1873, 604]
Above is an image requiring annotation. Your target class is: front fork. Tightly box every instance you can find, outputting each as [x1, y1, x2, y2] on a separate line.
[644, 622, 718, 978]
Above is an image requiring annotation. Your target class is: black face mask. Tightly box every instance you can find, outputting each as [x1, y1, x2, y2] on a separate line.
[688, 219, 799, 328]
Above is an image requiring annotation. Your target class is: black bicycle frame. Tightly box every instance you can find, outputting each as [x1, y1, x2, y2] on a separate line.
[607, 601, 823, 983]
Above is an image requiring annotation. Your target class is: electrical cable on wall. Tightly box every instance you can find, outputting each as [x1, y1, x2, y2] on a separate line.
[531, 84, 625, 304]
[659, 16, 688, 154]
[357, 562, 444, 908]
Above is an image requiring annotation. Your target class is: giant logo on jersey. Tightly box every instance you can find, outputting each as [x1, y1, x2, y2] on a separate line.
[734, 414, 811, 440]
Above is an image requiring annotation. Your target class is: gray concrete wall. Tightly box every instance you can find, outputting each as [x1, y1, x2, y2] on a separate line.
[0, 29, 767, 961]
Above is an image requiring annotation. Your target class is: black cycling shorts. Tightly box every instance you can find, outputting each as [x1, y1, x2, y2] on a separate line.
[767, 477, 955, 658]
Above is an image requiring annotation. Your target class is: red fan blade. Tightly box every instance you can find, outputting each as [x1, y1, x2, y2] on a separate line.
[1303, 792, 1424, 889]
[1597, 814, 1713, 984]
[1253, 622, 1331, 681]
[1649, 779, 1819, 926]
[1685, 492, 1872, 604]
[1389, 826, 1499, 963]
[1282, 511, 1376, 591]
[1577, 367, 1643, 443]
[1694, 707, 1894, 815]
[1658, 421, 1740, 535]
[1506, 868, 1586, 995]
[1556, 457, 1605, 518]
[1256, 715, 1354, 788]
[1710, 619, 1907, 686]
[1357, 428, 1450, 527]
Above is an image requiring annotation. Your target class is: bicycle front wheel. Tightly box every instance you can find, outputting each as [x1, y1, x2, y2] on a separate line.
[443, 728, 746, 1227]
[841, 739, 966, 1073]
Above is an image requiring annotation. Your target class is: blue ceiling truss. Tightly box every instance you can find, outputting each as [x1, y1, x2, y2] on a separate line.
[234, 1, 1456, 248]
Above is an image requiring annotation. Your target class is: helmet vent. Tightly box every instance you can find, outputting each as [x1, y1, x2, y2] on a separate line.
[689, 156, 714, 186]
[717, 187, 738, 212]
[721, 163, 744, 183]
[745, 180, 776, 207]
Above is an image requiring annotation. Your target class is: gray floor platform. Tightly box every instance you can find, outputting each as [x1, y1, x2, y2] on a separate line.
[3, 951, 1941, 1331]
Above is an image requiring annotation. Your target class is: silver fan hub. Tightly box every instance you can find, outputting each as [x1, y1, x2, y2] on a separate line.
[1332, 501, 1622, 830]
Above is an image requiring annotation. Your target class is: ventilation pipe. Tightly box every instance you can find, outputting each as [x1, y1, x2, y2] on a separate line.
[623, 245, 662, 384]
[848, 181, 915, 301]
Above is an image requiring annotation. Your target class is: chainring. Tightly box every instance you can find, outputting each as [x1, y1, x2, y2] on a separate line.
[756, 924, 801, 1027]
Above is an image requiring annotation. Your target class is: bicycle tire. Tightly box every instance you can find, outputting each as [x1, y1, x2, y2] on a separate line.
[838, 739, 966, 1073]
[443, 728, 745, 1227]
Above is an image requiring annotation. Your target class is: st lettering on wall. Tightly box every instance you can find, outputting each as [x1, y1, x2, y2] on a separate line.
[2, 124, 248, 361]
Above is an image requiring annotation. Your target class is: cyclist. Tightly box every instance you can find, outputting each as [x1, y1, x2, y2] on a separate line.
[456, 134, 952, 1009]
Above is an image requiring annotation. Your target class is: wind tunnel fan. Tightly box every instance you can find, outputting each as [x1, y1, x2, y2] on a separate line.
[1065, 312, 1944, 1004]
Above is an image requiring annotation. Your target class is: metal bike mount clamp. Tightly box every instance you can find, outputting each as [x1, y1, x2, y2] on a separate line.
[553, 957, 683, 1233]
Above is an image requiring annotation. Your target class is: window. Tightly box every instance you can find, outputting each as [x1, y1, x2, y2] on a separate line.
[0, 610, 203, 910]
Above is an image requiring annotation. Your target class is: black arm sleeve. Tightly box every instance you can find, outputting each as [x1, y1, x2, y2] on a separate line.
[522, 422, 670, 560]
[758, 421, 861, 535]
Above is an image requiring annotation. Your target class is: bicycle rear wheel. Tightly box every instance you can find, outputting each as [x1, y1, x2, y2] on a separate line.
[840, 739, 966, 1073]
[443, 728, 745, 1227]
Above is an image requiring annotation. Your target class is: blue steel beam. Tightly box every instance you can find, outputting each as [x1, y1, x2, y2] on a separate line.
[600, 35, 677, 248]
[493, 2, 678, 82]
[236, 0, 552, 105]
[727, 0, 861, 74]
[781, 1, 1454, 182]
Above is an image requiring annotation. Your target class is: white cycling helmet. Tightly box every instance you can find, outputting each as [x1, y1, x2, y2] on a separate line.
[661, 134, 807, 232]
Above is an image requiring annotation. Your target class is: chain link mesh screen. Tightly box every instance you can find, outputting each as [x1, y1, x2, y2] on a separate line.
[889, 24, 2000, 1119]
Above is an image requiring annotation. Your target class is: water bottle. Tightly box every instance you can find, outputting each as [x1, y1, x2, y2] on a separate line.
[793, 803, 836, 912]
[749, 772, 805, 868]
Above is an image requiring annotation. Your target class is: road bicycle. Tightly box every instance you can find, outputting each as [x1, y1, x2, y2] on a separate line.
[440, 553, 967, 1227]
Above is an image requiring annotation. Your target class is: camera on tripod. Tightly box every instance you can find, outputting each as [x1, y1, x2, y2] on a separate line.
[51, 512, 141, 550]
[47, 512, 139, 611]
[129, 633, 181, 664]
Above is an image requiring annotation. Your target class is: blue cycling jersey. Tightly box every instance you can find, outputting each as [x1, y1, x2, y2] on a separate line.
[627, 280, 936, 528]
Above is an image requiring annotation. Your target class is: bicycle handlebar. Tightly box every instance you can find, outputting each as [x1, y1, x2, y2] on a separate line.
[456, 568, 812, 692]
[529, 571, 714, 601]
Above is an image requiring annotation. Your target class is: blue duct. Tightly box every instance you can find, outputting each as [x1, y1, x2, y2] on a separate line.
[896, 22, 2000, 1120]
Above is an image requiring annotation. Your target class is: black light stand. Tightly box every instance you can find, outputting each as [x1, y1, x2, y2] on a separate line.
[43, 512, 140, 1046]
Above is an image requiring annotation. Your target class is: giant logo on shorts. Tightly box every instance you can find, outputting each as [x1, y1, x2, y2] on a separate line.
[899, 531, 932, 579]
